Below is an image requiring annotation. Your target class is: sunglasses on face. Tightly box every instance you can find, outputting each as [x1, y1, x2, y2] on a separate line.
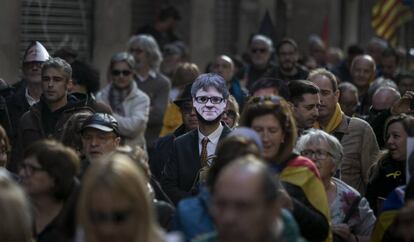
[195, 96, 224, 104]
[111, 69, 132, 77]
[251, 48, 268, 54]
[90, 209, 132, 225]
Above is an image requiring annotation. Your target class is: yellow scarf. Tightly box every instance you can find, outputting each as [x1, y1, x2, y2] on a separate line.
[314, 103, 343, 133]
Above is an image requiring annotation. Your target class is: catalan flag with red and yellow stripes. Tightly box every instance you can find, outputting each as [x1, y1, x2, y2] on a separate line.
[280, 156, 332, 242]
[371, 0, 413, 46]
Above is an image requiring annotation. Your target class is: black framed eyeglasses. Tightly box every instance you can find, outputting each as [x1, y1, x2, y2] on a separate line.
[195, 96, 224, 104]
[111, 69, 132, 77]
[301, 149, 333, 160]
[90, 209, 132, 225]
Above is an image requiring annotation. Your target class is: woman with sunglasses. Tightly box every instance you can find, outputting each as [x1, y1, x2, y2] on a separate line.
[221, 95, 240, 128]
[96, 52, 150, 149]
[18, 139, 80, 242]
[241, 95, 331, 242]
[297, 129, 376, 242]
[77, 152, 163, 242]
[366, 114, 414, 214]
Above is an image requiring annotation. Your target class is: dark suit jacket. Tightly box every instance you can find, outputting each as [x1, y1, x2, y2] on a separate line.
[149, 124, 188, 180]
[162, 124, 232, 204]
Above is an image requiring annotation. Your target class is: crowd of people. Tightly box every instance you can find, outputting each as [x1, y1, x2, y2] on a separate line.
[1, 5, 414, 242]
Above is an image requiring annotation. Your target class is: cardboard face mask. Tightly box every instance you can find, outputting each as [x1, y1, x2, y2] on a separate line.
[193, 87, 226, 121]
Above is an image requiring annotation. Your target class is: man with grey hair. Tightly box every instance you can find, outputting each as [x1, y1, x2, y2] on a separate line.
[127, 34, 171, 150]
[245, 34, 278, 91]
[4, 41, 50, 151]
[14, 57, 92, 169]
[162, 73, 232, 204]
[367, 86, 401, 148]
[372, 86, 401, 111]
[209, 156, 290, 242]
[338, 82, 359, 117]
[351, 55, 376, 115]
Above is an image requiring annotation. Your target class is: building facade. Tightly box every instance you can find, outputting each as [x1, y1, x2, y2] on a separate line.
[0, 0, 412, 85]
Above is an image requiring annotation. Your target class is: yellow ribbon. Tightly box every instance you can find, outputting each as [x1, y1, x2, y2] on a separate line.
[314, 103, 343, 133]
[386, 171, 401, 179]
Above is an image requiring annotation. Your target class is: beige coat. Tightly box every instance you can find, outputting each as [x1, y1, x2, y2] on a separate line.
[333, 115, 380, 195]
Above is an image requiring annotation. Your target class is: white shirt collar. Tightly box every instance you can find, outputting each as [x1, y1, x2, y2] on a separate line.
[198, 122, 224, 145]
[136, 70, 157, 82]
[25, 88, 38, 106]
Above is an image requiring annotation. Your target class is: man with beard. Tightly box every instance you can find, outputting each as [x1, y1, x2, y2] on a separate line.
[287, 80, 320, 136]
[162, 73, 232, 204]
[275, 38, 309, 84]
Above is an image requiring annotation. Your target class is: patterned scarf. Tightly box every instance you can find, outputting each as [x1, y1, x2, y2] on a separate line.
[108, 83, 132, 116]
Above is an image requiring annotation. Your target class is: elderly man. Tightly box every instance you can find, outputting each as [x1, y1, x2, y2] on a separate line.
[212, 55, 246, 108]
[245, 34, 278, 91]
[128, 34, 171, 150]
[351, 55, 376, 115]
[309, 68, 380, 194]
[368, 86, 401, 149]
[6, 41, 50, 143]
[208, 157, 296, 242]
[338, 82, 359, 117]
[275, 38, 309, 83]
[162, 73, 232, 204]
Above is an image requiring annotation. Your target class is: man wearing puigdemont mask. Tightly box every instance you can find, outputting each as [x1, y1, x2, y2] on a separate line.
[162, 73, 232, 204]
